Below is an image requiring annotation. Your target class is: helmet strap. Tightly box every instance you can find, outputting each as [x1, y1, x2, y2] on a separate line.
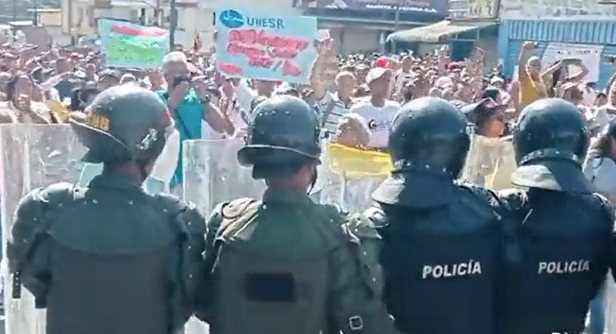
[307, 164, 318, 194]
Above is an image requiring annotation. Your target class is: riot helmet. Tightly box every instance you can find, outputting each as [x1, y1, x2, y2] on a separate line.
[70, 86, 172, 165]
[238, 95, 321, 179]
[373, 97, 470, 208]
[388, 97, 470, 177]
[511, 98, 592, 193]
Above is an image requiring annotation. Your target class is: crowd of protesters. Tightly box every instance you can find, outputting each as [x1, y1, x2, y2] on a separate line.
[2, 36, 616, 190]
[1, 36, 616, 161]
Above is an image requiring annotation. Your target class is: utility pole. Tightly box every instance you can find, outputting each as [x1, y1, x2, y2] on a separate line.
[393, 0, 402, 53]
[33, 0, 38, 26]
[11, 0, 17, 42]
[154, 0, 161, 26]
[169, 0, 177, 50]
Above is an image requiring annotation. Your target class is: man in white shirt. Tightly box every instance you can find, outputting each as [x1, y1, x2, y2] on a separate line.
[350, 67, 400, 149]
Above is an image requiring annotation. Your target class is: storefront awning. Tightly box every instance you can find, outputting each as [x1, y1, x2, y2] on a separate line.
[387, 20, 496, 43]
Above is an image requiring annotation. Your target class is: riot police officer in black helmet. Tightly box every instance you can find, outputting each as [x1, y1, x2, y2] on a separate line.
[498, 98, 616, 334]
[198, 95, 400, 334]
[367, 97, 506, 334]
[7, 86, 206, 334]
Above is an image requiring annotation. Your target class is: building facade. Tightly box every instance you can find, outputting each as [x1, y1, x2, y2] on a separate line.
[299, 0, 449, 53]
[384, 0, 499, 64]
[498, 0, 616, 87]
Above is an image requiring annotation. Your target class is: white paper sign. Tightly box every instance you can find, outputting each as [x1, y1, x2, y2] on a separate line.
[541, 42, 604, 82]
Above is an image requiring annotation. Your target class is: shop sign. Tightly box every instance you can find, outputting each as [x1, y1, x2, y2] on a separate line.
[314, 0, 450, 16]
[500, 0, 616, 19]
[449, 0, 499, 19]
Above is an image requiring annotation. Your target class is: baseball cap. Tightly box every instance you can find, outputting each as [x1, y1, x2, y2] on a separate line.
[366, 67, 389, 85]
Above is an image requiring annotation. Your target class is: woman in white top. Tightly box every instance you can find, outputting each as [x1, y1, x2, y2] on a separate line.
[583, 121, 616, 202]
[582, 120, 616, 334]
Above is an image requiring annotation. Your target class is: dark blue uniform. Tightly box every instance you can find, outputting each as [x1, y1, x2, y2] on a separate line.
[369, 97, 507, 334]
[498, 188, 613, 334]
[498, 98, 616, 334]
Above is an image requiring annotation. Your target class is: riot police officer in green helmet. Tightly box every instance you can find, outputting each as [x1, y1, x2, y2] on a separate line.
[8, 86, 206, 334]
[198, 95, 400, 334]
[368, 97, 506, 334]
[498, 98, 616, 334]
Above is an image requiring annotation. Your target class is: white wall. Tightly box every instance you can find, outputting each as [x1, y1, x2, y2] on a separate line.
[340, 28, 379, 54]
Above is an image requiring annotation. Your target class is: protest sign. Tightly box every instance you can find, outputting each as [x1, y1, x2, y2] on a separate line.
[215, 8, 318, 83]
[98, 19, 169, 69]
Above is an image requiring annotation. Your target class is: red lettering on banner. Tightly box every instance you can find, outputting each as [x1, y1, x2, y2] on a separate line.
[224, 28, 310, 77]
[110, 24, 166, 37]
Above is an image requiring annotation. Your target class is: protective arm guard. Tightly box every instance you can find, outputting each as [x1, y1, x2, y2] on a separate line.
[328, 214, 400, 334]
[154, 194, 207, 331]
[346, 208, 384, 299]
[193, 201, 226, 325]
[193, 198, 260, 330]
[8, 183, 73, 307]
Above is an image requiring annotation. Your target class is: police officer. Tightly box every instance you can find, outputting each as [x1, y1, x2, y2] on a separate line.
[7, 86, 206, 334]
[498, 98, 616, 334]
[196, 95, 399, 334]
[367, 97, 506, 334]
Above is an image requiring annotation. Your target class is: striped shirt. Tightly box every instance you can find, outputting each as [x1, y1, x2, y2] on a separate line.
[316, 91, 355, 140]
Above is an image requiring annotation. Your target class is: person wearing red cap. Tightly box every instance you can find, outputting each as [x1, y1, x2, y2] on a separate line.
[375, 56, 389, 68]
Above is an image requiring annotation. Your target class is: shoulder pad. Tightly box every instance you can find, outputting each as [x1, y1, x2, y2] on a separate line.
[363, 205, 386, 229]
[209, 198, 260, 240]
[456, 183, 503, 221]
[38, 182, 75, 206]
[8, 184, 70, 265]
[458, 182, 502, 209]
[153, 192, 187, 215]
[591, 192, 615, 225]
[12, 188, 46, 226]
[345, 213, 381, 240]
[154, 193, 205, 235]
[179, 202, 207, 236]
[220, 198, 260, 220]
[497, 188, 528, 211]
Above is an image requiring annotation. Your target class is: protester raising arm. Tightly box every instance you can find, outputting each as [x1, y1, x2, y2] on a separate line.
[309, 39, 330, 102]
[517, 41, 546, 106]
[566, 60, 589, 82]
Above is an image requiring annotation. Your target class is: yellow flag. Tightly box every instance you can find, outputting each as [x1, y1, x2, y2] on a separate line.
[325, 143, 392, 177]
[46, 100, 69, 121]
